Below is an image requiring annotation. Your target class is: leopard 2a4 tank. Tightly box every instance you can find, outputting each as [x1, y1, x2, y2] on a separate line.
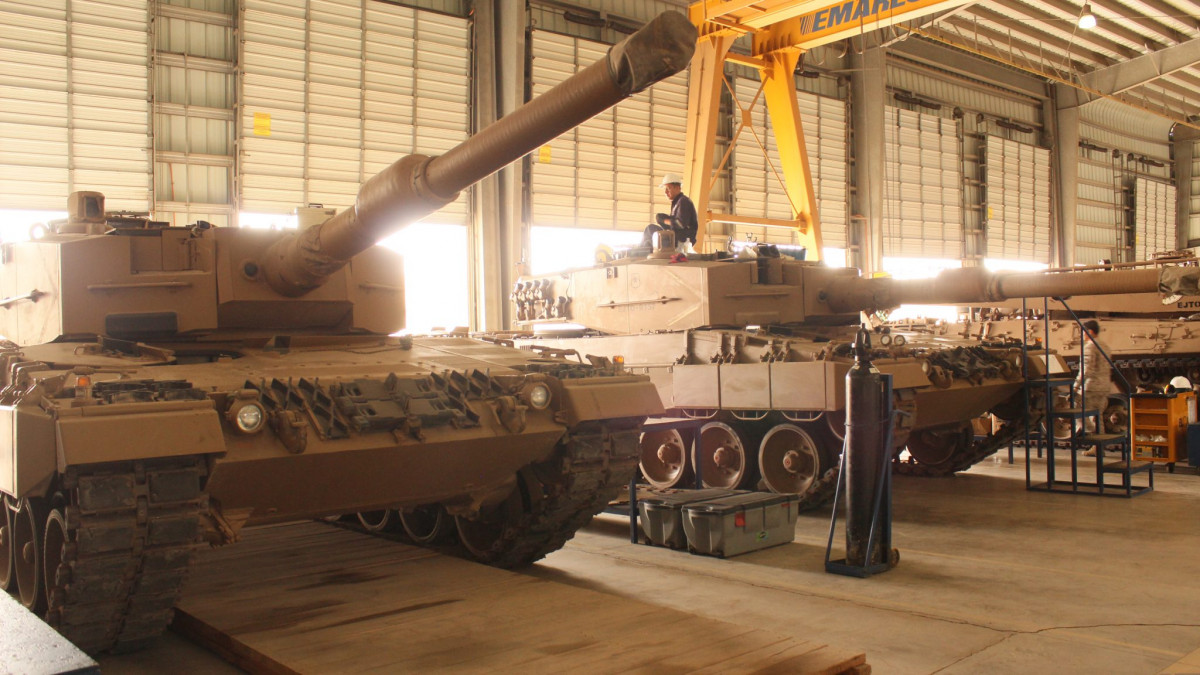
[0, 12, 694, 655]
[930, 254, 1200, 390]
[508, 244, 1200, 499]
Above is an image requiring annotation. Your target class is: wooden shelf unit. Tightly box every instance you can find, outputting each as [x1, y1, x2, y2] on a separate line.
[1130, 392, 1196, 464]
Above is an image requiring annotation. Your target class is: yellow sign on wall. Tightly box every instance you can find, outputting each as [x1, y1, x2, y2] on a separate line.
[253, 112, 271, 137]
[538, 145, 552, 163]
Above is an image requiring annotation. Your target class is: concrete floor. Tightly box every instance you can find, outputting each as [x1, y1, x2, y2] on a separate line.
[98, 455, 1200, 674]
[530, 458, 1200, 674]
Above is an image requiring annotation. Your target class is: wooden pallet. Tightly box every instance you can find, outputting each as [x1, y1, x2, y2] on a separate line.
[174, 522, 867, 675]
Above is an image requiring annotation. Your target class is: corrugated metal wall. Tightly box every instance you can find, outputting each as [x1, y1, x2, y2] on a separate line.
[887, 60, 1041, 126]
[884, 60, 1043, 266]
[154, 0, 236, 227]
[1134, 177, 1175, 259]
[882, 107, 962, 258]
[985, 136, 1051, 263]
[527, 29, 687, 230]
[1080, 99, 1174, 163]
[1, 0, 468, 224]
[1, 0, 152, 211]
[1075, 145, 1122, 264]
[731, 74, 849, 249]
[529, 0, 684, 37]
[239, 0, 470, 224]
[1191, 140, 1200, 242]
[391, 0, 465, 15]
[1077, 99, 1174, 263]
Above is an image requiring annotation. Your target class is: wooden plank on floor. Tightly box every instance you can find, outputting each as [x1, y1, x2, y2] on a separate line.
[175, 522, 866, 674]
[1160, 645, 1200, 674]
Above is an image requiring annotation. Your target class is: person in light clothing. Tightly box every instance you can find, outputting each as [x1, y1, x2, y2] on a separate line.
[1076, 320, 1115, 454]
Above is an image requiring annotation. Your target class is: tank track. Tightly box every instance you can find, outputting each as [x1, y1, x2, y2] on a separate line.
[45, 457, 208, 654]
[470, 421, 641, 568]
[794, 467, 841, 511]
[893, 415, 1029, 477]
[1111, 356, 1200, 386]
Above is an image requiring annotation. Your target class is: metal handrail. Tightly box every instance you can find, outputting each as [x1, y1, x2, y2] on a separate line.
[1056, 298, 1134, 481]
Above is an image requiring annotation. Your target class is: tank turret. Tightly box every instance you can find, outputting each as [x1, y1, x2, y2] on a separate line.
[891, 256, 1200, 390]
[0, 11, 697, 346]
[513, 253, 1200, 334]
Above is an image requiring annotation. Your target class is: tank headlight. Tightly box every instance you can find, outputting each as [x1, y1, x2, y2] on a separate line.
[528, 384, 552, 409]
[228, 400, 266, 434]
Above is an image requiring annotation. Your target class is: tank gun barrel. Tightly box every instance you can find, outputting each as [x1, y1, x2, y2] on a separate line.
[820, 266, 1200, 314]
[261, 11, 697, 296]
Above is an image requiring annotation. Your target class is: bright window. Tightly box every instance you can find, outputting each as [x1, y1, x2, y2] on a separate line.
[881, 257, 963, 322]
[238, 212, 467, 334]
[984, 258, 1049, 273]
[379, 223, 468, 334]
[822, 247, 848, 267]
[239, 212, 297, 230]
[530, 227, 643, 275]
[0, 210, 67, 242]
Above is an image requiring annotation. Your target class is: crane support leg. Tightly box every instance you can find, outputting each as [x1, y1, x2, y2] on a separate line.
[683, 33, 735, 249]
[756, 47, 822, 258]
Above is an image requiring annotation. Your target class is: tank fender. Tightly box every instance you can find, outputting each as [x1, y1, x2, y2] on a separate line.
[0, 404, 57, 499]
[557, 376, 664, 426]
[873, 361, 932, 389]
[55, 399, 226, 468]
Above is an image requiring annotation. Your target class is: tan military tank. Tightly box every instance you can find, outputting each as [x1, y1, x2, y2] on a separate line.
[507, 242, 1200, 498]
[895, 254, 1200, 434]
[0, 12, 693, 655]
[926, 255, 1200, 389]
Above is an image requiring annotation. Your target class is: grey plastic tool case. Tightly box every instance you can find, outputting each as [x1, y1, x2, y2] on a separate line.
[638, 488, 742, 549]
[682, 492, 798, 557]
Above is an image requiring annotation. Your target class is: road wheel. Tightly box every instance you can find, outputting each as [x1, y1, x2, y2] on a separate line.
[758, 424, 823, 495]
[638, 429, 693, 488]
[13, 497, 48, 613]
[692, 421, 749, 489]
[400, 505, 454, 545]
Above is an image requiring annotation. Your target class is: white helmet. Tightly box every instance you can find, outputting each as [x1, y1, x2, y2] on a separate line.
[1169, 375, 1191, 390]
[658, 173, 684, 187]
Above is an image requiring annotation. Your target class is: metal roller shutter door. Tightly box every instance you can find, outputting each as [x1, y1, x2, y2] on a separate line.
[731, 77, 849, 249]
[1191, 141, 1200, 242]
[0, 0, 151, 211]
[984, 136, 1051, 263]
[528, 30, 688, 231]
[240, 0, 469, 222]
[1134, 177, 1175, 260]
[1075, 148, 1121, 265]
[883, 107, 962, 258]
[152, 2, 236, 227]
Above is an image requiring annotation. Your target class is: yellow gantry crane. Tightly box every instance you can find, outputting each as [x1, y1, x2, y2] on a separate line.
[683, 0, 971, 260]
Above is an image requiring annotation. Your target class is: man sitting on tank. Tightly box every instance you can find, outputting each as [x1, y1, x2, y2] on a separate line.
[655, 173, 698, 252]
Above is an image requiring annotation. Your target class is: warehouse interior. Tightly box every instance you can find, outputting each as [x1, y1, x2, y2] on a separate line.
[2, 0, 1200, 672]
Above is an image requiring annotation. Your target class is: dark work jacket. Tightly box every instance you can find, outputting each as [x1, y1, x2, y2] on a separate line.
[671, 192, 699, 245]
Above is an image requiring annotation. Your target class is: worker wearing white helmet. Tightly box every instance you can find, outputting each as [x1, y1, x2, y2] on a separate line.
[655, 173, 698, 251]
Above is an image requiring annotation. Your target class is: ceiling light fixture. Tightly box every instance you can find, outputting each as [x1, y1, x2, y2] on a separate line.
[1078, 4, 1097, 29]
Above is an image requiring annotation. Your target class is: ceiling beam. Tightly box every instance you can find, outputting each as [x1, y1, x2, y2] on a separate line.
[890, 36, 1047, 99]
[937, 16, 1102, 75]
[1078, 36, 1200, 95]
[946, 10, 1114, 67]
